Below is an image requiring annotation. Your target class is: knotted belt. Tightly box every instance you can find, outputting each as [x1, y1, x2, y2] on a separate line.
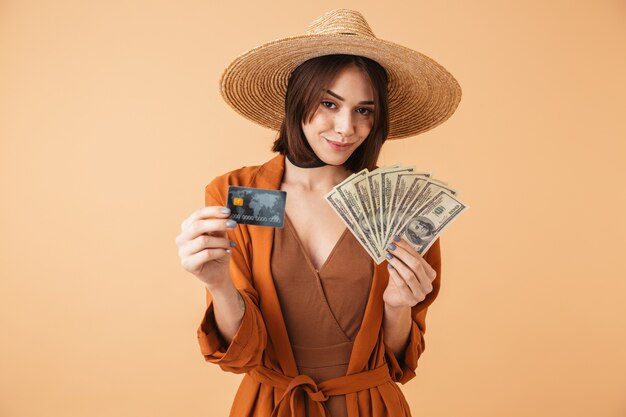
[248, 364, 392, 417]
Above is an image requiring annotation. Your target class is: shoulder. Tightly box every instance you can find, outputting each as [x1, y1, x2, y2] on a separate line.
[205, 154, 282, 204]
[204, 164, 260, 204]
[204, 153, 285, 206]
[207, 164, 263, 188]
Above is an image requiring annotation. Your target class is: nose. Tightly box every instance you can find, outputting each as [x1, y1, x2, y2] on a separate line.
[334, 109, 355, 138]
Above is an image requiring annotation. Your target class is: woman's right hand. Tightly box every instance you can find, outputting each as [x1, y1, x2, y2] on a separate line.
[175, 206, 237, 290]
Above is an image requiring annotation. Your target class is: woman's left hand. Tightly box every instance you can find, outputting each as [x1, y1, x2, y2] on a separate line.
[382, 236, 438, 309]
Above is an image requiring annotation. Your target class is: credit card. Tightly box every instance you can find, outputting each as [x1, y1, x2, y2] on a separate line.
[227, 186, 287, 228]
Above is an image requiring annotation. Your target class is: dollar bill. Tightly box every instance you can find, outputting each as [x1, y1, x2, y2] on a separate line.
[398, 190, 469, 254]
[325, 165, 468, 263]
[324, 188, 384, 263]
[385, 175, 431, 244]
[334, 170, 383, 258]
[388, 179, 458, 243]
[366, 171, 383, 245]
[353, 174, 381, 249]
[379, 166, 419, 240]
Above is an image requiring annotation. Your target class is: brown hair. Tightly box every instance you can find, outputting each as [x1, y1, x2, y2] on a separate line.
[271, 54, 389, 172]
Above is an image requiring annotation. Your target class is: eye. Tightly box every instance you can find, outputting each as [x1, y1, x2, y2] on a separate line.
[357, 107, 373, 116]
[321, 100, 336, 109]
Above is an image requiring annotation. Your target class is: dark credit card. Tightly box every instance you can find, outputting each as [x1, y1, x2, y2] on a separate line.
[227, 186, 287, 228]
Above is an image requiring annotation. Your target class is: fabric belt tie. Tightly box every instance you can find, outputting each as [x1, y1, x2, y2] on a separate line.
[248, 364, 392, 417]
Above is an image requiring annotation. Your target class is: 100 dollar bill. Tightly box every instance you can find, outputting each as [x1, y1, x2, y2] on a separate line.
[398, 190, 468, 254]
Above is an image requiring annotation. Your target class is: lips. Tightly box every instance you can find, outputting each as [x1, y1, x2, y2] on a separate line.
[324, 138, 352, 150]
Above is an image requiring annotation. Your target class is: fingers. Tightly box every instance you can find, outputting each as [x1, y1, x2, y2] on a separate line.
[385, 237, 436, 304]
[385, 248, 420, 289]
[175, 206, 239, 277]
[387, 265, 405, 288]
[180, 206, 232, 233]
[180, 245, 231, 275]
[388, 237, 437, 283]
[178, 233, 233, 259]
[386, 262, 428, 306]
[386, 253, 426, 303]
[176, 206, 237, 245]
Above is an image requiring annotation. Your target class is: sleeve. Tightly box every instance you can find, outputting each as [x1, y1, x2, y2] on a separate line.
[385, 237, 442, 384]
[196, 177, 268, 374]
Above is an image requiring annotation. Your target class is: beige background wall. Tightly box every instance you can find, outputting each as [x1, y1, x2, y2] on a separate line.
[1, 1, 625, 416]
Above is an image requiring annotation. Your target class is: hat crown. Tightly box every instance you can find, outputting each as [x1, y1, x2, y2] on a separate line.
[305, 9, 376, 38]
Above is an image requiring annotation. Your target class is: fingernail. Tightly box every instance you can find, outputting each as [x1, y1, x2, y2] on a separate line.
[385, 252, 393, 260]
[221, 207, 231, 214]
[387, 263, 394, 269]
[387, 242, 396, 251]
[229, 241, 237, 247]
[226, 220, 237, 228]
[393, 235, 401, 242]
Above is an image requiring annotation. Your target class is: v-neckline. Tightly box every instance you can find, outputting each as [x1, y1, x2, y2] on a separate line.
[244, 153, 387, 378]
[284, 213, 349, 275]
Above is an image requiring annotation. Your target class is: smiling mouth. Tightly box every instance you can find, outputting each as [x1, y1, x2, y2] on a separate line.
[325, 138, 352, 148]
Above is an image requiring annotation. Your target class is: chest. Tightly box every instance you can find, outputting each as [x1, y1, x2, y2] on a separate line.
[280, 186, 347, 271]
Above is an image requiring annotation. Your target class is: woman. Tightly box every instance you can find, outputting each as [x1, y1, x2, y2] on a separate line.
[175, 9, 461, 417]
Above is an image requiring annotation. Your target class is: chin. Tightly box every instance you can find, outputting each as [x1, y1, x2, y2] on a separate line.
[320, 153, 351, 166]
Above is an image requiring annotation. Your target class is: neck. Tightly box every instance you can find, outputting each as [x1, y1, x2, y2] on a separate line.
[283, 155, 352, 192]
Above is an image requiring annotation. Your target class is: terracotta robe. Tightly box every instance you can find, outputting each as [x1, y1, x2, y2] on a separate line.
[197, 153, 442, 417]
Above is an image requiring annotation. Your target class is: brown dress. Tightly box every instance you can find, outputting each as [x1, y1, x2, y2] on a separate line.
[198, 154, 444, 416]
[271, 214, 374, 417]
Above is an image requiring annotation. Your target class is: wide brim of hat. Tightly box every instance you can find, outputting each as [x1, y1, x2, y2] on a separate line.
[220, 33, 462, 140]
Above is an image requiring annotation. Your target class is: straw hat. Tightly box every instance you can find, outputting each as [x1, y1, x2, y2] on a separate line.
[220, 9, 462, 140]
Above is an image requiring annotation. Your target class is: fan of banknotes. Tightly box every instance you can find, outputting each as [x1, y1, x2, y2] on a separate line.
[324, 165, 469, 264]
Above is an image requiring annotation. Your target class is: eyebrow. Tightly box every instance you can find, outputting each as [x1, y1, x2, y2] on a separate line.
[325, 89, 375, 105]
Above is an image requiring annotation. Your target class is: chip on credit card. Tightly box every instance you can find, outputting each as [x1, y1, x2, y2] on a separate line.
[227, 186, 287, 228]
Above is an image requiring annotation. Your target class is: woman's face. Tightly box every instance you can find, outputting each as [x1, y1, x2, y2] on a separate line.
[301, 65, 375, 166]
